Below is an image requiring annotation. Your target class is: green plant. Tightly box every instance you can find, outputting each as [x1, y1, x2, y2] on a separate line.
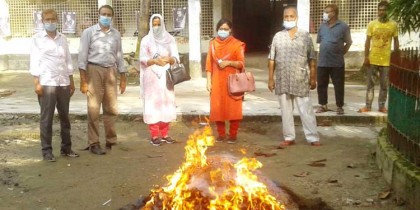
[389, 0, 420, 33]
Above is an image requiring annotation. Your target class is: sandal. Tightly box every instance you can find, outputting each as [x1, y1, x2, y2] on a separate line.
[310, 141, 321, 146]
[315, 105, 328, 113]
[279, 140, 295, 147]
[378, 107, 387, 113]
[357, 107, 371, 113]
[337, 107, 344, 115]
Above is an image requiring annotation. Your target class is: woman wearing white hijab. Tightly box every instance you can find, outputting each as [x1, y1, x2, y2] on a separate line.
[139, 14, 180, 146]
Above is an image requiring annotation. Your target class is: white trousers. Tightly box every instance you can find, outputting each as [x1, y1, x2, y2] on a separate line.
[278, 93, 319, 142]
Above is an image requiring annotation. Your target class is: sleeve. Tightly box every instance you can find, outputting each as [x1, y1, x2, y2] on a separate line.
[139, 37, 150, 69]
[169, 37, 180, 62]
[205, 40, 213, 72]
[116, 33, 126, 73]
[64, 37, 74, 76]
[393, 22, 398, 37]
[235, 42, 245, 70]
[316, 26, 321, 43]
[268, 35, 276, 60]
[29, 36, 41, 76]
[366, 22, 373, 36]
[307, 33, 316, 60]
[77, 29, 89, 71]
[345, 24, 353, 44]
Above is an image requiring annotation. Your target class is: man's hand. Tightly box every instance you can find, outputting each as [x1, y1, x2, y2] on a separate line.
[80, 81, 88, 94]
[35, 83, 43, 96]
[268, 79, 275, 92]
[70, 81, 75, 97]
[310, 78, 316, 90]
[119, 74, 127, 94]
[363, 57, 370, 66]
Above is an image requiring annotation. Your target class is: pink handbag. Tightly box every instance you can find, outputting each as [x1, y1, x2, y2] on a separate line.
[228, 71, 256, 97]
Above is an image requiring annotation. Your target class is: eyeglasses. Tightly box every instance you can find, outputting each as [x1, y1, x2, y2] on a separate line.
[218, 28, 230, 31]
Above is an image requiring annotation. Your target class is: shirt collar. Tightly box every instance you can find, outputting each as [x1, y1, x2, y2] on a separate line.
[94, 23, 112, 33]
[41, 30, 61, 39]
[324, 20, 342, 28]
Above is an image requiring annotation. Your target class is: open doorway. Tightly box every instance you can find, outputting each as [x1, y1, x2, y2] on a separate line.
[232, 0, 297, 53]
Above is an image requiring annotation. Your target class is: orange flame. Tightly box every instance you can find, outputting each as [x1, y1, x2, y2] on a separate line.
[143, 126, 286, 210]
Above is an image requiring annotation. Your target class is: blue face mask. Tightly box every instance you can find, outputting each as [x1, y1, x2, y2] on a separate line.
[99, 15, 112, 27]
[217, 30, 230, 39]
[283, 20, 296, 30]
[44, 23, 57, 32]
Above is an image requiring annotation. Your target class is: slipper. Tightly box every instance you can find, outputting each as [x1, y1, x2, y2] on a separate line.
[378, 107, 387, 113]
[315, 105, 328, 113]
[310, 141, 321, 146]
[358, 107, 371, 113]
[279, 140, 295, 147]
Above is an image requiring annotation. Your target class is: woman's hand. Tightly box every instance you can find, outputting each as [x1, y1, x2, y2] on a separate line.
[207, 81, 212, 92]
[218, 60, 230, 69]
[154, 58, 167, 66]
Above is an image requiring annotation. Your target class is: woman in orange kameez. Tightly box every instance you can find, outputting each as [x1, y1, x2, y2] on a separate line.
[206, 18, 246, 144]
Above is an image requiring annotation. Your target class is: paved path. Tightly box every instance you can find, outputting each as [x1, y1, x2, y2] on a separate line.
[0, 68, 387, 123]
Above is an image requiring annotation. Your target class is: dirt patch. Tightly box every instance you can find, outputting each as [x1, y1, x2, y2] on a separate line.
[0, 116, 407, 210]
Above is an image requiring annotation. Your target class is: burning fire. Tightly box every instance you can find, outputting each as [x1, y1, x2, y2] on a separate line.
[142, 126, 287, 210]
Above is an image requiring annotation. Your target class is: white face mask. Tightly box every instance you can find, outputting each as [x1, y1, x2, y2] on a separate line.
[152, 26, 162, 35]
[283, 20, 296, 30]
[323, 13, 330, 22]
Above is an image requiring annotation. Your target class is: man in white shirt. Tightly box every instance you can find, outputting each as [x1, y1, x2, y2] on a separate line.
[30, 9, 79, 162]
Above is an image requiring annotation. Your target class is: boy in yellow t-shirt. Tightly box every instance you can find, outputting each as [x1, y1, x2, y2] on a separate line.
[359, 1, 399, 114]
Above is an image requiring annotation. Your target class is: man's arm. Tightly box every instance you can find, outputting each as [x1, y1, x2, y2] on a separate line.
[268, 60, 275, 92]
[393, 36, 400, 52]
[309, 59, 317, 90]
[363, 35, 371, 66]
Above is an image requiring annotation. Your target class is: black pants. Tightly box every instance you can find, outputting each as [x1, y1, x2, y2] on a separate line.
[317, 66, 345, 107]
[38, 86, 72, 156]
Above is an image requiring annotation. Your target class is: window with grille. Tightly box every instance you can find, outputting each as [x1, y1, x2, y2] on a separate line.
[310, 0, 378, 33]
[6, 0, 98, 38]
[5, 0, 214, 38]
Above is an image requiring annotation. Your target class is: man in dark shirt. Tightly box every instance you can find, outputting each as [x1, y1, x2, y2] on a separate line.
[316, 4, 352, 115]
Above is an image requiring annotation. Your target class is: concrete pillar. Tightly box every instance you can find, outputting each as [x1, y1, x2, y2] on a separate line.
[297, 0, 310, 32]
[188, 0, 202, 79]
[213, 0, 222, 33]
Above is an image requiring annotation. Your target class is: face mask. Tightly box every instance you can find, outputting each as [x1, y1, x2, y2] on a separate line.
[283, 21, 296, 30]
[44, 23, 57, 32]
[322, 13, 330, 22]
[99, 15, 112, 27]
[217, 30, 229, 39]
[152, 26, 162, 35]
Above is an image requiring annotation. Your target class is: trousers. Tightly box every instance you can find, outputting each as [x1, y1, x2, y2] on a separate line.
[87, 64, 118, 146]
[317, 66, 345, 107]
[278, 93, 319, 142]
[38, 86, 71, 155]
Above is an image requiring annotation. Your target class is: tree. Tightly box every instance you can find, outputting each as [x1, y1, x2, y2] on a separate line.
[135, 0, 151, 57]
[389, 0, 420, 33]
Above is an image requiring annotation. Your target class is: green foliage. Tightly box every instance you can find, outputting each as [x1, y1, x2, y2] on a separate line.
[389, 0, 420, 33]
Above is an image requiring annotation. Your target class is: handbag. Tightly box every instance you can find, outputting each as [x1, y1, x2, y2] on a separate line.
[228, 71, 256, 97]
[166, 62, 191, 89]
